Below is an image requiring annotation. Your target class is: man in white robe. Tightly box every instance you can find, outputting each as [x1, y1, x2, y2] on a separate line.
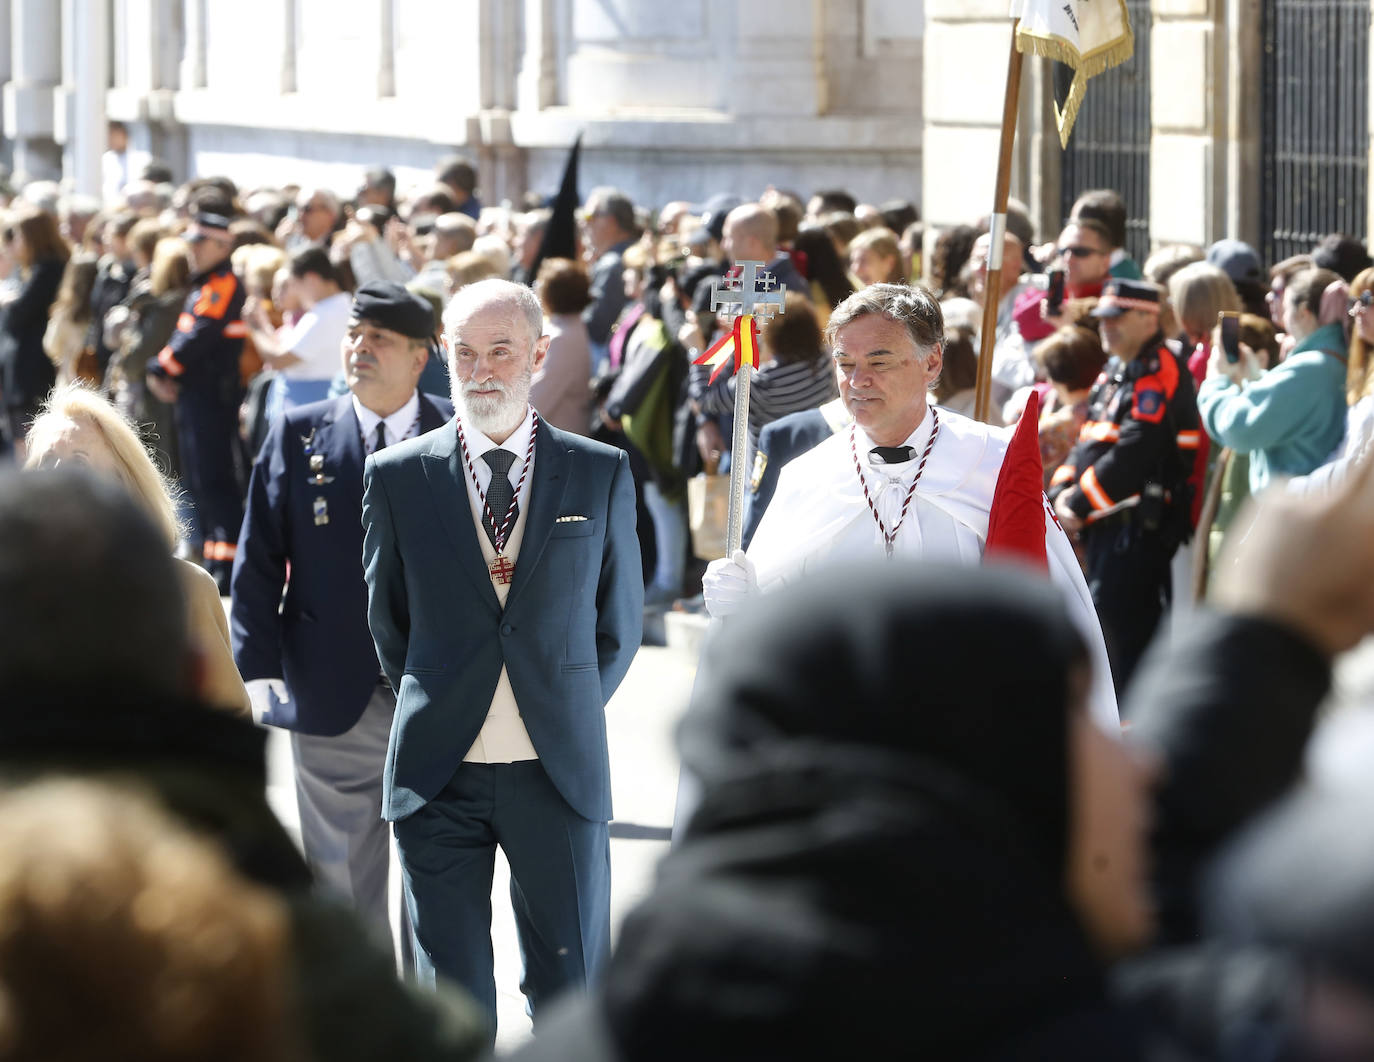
[703, 283, 1119, 728]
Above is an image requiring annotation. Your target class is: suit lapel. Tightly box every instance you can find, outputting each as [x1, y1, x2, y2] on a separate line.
[505, 419, 570, 611]
[417, 393, 450, 434]
[420, 423, 502, 615]
[316, 395, 365, 483]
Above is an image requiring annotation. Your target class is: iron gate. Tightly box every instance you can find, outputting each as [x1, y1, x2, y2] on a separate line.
[1060, 0, 1152, 263]
[1260, 0, 1369, 267]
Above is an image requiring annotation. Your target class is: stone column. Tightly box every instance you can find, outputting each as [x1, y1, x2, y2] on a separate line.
[3, 0, 63, 181]
[179, 0, 205, 90]
[280, 0, 297, 94]
[1223, 0, 1261, 247]
[728, 0, 825, 117]
[61, 0, 110, 197]
[516, 0, 557, 112]
[921, 0, 1017, 271]
[376, 0, 393, 98]
[0, 0, 11, 176]
[1150, 0, 1224, 247]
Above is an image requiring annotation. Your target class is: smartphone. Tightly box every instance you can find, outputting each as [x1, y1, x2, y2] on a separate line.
[1218, 311, 1241, 364]
[1046, 269, 1066, 315]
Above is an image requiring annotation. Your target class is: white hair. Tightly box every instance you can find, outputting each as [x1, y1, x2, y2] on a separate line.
[441, 278, 543, 345]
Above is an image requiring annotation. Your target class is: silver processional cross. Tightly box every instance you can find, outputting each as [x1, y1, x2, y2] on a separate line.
[709, 260, 787, 556]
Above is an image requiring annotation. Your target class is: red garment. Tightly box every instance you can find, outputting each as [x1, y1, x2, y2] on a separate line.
[985, 390, 1048, 571]
[1183, 340, 1212, 527]
[1012, 280, 1104, 345]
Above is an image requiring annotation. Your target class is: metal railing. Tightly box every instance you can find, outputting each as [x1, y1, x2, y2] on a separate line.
[1060, 0, 1152, 264]
[1260, 0, 1369, 266]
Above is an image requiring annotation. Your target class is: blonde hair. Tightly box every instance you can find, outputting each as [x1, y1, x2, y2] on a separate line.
[1346, 265, 1374, 403]
[1167, 262, 1240, 342]
[0, 778, 299, 1062]
[233, 243, 286, 299]
[24, 383, 182, 550]
[849, 227, 906, 285]
[445, 250, 501, 292]
[150, 236, 191, 298]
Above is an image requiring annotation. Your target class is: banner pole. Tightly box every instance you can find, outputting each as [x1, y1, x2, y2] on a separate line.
[973, 19, 1025, 425]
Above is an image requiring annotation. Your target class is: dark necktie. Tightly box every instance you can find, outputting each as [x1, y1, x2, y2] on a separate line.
[870, 445, 914, 465]
[482, 449, 517, 549]
[372, 421, 388, 454]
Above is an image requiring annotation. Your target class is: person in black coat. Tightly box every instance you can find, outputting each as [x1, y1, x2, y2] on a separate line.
[0, 205, 69, 453]
[512, 562, 1158, 1061]
[0, 468, 488, 1062]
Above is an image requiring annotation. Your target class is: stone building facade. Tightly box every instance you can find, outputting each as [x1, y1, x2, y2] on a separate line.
[0, 0, 924, 214]
[923, 0, 1372, 267]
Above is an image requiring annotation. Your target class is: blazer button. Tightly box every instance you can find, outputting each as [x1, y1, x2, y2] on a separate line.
[500, 623, 513, 636]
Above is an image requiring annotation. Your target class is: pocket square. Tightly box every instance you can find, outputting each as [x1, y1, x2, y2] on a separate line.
[556, 515, 589, 523]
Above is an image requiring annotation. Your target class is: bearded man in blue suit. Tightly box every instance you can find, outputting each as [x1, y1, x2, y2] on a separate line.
[362, 279, 642, 1040]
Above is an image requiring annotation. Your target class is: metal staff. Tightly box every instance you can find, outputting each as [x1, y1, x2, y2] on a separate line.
[696, 260, 786, 556]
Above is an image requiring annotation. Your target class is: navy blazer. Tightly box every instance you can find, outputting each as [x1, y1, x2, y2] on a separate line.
[230, 392, 453, 735]
[362, 416, 643, 823]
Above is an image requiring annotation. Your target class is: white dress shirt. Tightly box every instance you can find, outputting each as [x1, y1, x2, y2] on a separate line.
[353, 390, 421, 453]
[840, 412, 983, 566]
[457, 406, 540, 763]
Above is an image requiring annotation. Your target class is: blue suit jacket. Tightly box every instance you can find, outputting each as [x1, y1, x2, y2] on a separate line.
[741, 407, 836, 548]
[362, 416, 643, 823]
[230, 392, 453, 735]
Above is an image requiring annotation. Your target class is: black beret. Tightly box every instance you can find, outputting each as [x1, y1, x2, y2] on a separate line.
[350, 281, 436, 339]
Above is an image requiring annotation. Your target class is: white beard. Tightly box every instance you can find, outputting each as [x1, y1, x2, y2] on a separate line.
[456, 370, 531, 437]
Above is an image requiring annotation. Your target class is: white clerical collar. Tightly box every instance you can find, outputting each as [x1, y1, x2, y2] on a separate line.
[459, 405, 536, 461]
[353, 391, 420, 448]
[855, 405, 936, 468]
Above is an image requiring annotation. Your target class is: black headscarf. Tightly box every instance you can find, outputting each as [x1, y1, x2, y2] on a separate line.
[600, 562, 1126, 1061]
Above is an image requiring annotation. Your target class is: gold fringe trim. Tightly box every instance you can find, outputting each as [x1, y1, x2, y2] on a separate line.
[1015, 0, 1135, 148]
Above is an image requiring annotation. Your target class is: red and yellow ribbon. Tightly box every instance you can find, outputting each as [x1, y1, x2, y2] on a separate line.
[693, 314, 760, 384]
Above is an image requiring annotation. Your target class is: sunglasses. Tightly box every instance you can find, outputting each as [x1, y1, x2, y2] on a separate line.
[1349, 291, 1374, 314]
[1057, 245, 1104, 258]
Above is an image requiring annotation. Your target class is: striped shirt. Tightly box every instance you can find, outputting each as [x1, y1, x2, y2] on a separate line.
[693, 356, 838, 448]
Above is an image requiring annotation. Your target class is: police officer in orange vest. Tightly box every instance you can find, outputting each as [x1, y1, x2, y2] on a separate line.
[146, 211, 248, 592]
[1048, 278, 1200, 693]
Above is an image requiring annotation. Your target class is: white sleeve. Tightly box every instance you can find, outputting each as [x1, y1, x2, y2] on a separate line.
[1042, 496, 1121, 730]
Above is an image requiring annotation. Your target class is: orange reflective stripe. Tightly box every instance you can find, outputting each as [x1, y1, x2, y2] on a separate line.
[1176, 430, 1201, 450]
[177, 312, 196, 333]
[1078, 421, 1120, 443]
[1080, 466, 1114, 511]
[223, 320, 248, 338]
[193, 272, 238, 319]
[203, 541, 238, 561]
[156, 346, 185, 377]
[1050, 463, 1077, 487]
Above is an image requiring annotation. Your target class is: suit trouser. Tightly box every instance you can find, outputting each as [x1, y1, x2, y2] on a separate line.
[393, 759, 611, 1042]
[1084, 516, 1174, 696]
[175, 387, 243, 588]
[291, 685, 401, 956]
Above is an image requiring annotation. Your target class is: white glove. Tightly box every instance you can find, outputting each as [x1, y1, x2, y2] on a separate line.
[245, 678, 294, 725]
[702, 549, 759, 619]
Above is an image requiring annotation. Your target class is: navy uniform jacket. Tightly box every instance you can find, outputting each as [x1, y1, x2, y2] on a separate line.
[741, 399, 848, 548]
[148, 260, 246, 399]
[362, 416, 643, 823]
[230, 392, 453, 736]
[1048, 337, 1199, 524]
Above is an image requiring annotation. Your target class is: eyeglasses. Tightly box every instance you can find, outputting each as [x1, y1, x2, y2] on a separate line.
[1349, 291, 1374, 315]
[1057, 245, 1104, 259]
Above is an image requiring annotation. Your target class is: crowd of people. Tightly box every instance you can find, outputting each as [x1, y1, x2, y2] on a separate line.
[4, 128, 1374, 1059]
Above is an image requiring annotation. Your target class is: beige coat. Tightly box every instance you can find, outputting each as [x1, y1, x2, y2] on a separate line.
[530, 313, 594, 435]
[177, 559, 251, 717]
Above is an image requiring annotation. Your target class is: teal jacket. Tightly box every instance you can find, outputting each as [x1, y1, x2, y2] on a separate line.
[1197, 321, 1348, 493]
